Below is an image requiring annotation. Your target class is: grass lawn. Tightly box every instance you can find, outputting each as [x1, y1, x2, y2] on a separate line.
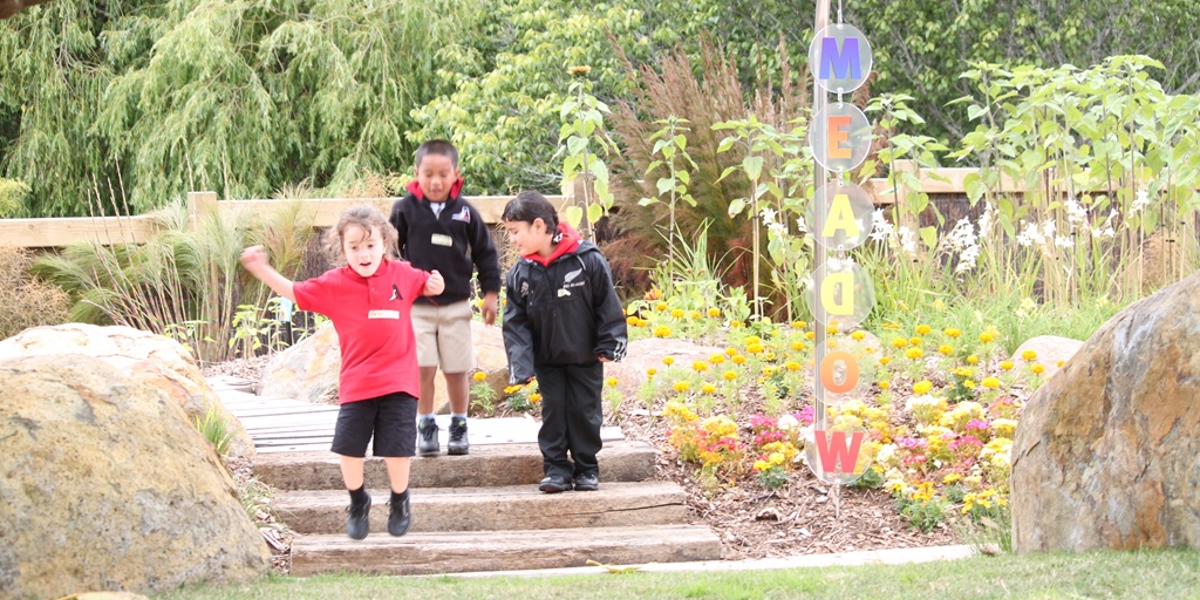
[156, 549, 1200, 600]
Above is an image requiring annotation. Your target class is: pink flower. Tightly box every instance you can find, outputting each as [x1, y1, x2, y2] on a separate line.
[750, 413, 777, 430]
[795, 406, 815, 425]
[965, 418, 990, 432]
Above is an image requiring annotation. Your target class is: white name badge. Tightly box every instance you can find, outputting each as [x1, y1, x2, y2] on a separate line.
[431, 233, 453, 247]
[368, 310, 400, 320]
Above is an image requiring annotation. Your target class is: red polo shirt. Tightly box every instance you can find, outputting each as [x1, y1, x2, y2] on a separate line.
[293, 259, 430, 404]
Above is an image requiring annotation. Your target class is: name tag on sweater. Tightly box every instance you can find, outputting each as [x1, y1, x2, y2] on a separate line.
[368, 310, 400, 320]
[431, 234, 453, 247]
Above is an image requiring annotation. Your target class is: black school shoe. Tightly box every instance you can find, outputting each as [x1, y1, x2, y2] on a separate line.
[447, 417, 469, 455]
[538, 474, 573, 493]
[573, 472, 600, 491]
[418, 419, 440, 456]
[387, 492, 412, 536]
[345, 494, 371, 540]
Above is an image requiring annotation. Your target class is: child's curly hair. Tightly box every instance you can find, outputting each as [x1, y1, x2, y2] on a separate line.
[324, 205, 399, 265]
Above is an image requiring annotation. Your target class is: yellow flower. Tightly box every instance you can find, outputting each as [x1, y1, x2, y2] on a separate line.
[938, 344, 953, 356]
[472, 371, 487, 382]
[1021, 349, 1038, 361]
[1031, 364, 1045, 374]
[732, 355, 747, 365]
[764, 352, 776, 361]
[913, 380, 932, 395]
[905, 347, 924, 360]
[709, 353, 726, 364]
[805, 331, 816, 340]
[688, 310, 702, 320]
[568, 65, 592, 76]
[670, 308, 685, 319]
[851, 331, 866, 341]
[892, 337, 908, 349]
[878, 381, 890, 390]
[655, 302, 668, 312]
[653, 325, 671, 338]
[791, 341, 805, 351]
[725, 347, 738, 356]
[944, 327, 962, 338]
[792, 320, 807, 329]
[731, 320, 744, 328]
[909, 336, 923, 347]
[663, 356, 675, 366]
[692, 361, 709, 372]
[878, 356, 890, 366]
[981, 377, 1000, 389]
[784, 361, 801, 372]
[707, 307, 721, 318]
[915, 324, 932, 335]
[723, 370, 737, 381]
[762, 366, 778, 376]
[979, 331, 995, 343]
[504, 385, 523, 394]
[529, 393, 542, 403]
[646, 368, 657, 377]
[827, 324, 840, 335]
[943, 473, 962, 484]
[701, 383, 716, 394]
[1000, 361, 1014, 371]
[747, 343, 764, 354]
[626, 316, 639, 326]
[932, 299, 946, 310]
[743, 335, 762, 346]
[1056, 360, 1064, 368]
[963, 379, 976, 389]
[673, 381, 690, 392]
[966, 354, 979, 364]
[606, 377, 618, 387]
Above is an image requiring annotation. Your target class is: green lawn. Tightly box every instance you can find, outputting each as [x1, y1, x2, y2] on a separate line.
[157, 549, 1200, 600]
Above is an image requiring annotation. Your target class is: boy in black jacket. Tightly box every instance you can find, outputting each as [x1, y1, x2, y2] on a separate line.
[501, 191, 627, 493]
[390, 140, 502, 456]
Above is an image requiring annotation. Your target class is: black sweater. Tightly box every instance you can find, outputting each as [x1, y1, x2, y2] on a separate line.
[389, 192, 501, 305]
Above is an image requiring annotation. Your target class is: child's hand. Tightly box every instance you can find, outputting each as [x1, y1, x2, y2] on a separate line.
[425, 270, 445, 296]
[482, 292, 498, 326]
[239, 246, 269, 272]
[597, 355, 612, 363]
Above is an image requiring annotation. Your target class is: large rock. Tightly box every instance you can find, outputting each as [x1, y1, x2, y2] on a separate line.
[0, 324, 254, 458]
[261, 321, 508, 413]
[0, 355, 269, 598]
[1011, 272, 1200, 552]
[603, 338, 727, 400]
[1010, 335, 1084, 379]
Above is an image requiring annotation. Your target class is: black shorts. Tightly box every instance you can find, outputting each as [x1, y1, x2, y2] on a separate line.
[330, 392, 418, 458]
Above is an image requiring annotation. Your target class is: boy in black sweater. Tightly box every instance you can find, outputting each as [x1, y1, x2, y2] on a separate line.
[390, 140, 502, 456]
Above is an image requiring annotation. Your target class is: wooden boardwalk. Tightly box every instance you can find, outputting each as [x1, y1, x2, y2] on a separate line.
[206, 376, 624, 454]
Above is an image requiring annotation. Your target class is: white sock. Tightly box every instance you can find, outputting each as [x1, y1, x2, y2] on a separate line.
[452, 413, 467, 420]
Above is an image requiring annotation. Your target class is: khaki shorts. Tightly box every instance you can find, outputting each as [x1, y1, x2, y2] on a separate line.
[411, 300, 475, 372]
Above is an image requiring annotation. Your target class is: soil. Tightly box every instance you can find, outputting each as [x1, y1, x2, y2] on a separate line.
[204, 357, 961, 573]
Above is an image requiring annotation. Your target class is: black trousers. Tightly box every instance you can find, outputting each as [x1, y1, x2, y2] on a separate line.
[534, 361, 604, 480]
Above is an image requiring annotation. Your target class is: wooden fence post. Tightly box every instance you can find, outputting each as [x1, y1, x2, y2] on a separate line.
[187, 191, 218, 232]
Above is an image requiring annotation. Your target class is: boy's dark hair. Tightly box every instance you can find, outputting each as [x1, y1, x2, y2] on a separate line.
[415, 139, 459, 169]
[502, 191, 559, 230]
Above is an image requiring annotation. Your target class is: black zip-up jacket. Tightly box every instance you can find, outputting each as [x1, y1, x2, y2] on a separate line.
[389, 189, 501, 306]
[502, 239, 628, 384]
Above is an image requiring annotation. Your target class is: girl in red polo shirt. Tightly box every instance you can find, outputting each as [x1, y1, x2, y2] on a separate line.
[240, 205, 444, 540]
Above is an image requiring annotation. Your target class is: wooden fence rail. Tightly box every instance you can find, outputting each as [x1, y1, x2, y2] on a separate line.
[0, 161, 1070, 249]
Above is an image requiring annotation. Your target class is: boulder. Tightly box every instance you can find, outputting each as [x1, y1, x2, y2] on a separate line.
[1011, 271, 1200, 552]
[0, 355, 269, 598]
[260, 321, 508, 414]
[1010, 335, 1084, 379]
[0, 323, 253, 458]
[603, 338, 727, 401]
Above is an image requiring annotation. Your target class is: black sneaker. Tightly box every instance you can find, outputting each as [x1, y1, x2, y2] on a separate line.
[538, 474, 573, 494]
[574, 472, 599, 491]
[387, 493, 412, 536]
[447, 417, 469, 455]
[345, 494, 371, 540]
[418, 419, 440, 456]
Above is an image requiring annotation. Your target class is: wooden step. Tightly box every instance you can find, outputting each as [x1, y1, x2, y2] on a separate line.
[275, 481, 689, 534]
[254, 440, 657, 491]
[289, 524, 722, 576]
